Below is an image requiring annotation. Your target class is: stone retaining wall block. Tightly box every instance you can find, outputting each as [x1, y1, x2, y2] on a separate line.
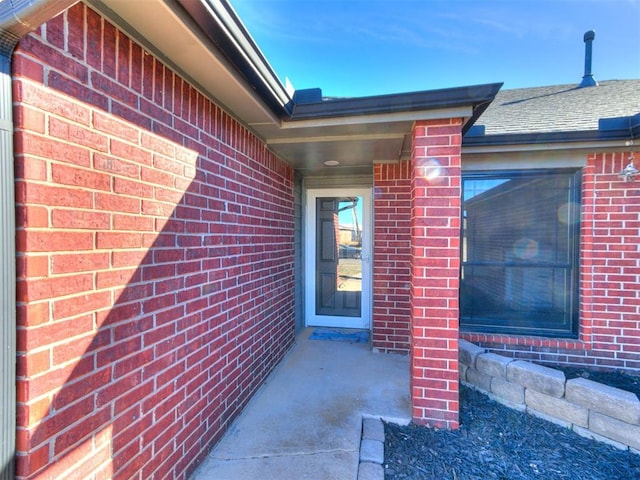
[527, 407, 573, 429]
[459, 340, 485, 369]
[589, 411, 640, 450]
[506, 360, 566, 398]
[459, 363, 469, 381]
[525, 389, 589, 427]
[490, 377, 525, 405]
[572, 425, 630, 451]
[566, 377, 640, 425]
[466, 368, 492, 392]
[477, 353, 513, 379]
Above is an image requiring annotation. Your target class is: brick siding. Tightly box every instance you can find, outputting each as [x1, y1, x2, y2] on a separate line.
[409, 119, 463, 428]
[373, 120, 464, 427]
[373, 126, 640, 424]
[375, 142, 640, 411]
[13, 4, 295, 479]
[372, 161, 412, 353]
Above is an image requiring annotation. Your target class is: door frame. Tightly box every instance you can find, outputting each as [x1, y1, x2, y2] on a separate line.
[304, 188, 372, 329]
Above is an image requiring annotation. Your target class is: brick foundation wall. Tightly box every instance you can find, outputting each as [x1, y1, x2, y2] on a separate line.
[372, 162, 411, 353]
[462, 151, 640, 371]
[13, 4, 295, 479]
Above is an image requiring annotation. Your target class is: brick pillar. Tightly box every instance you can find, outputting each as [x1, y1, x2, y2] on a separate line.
[410, 118, 462, 429]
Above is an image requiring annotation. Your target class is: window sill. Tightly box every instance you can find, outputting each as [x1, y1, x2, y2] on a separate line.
[460, 331, 588, 351]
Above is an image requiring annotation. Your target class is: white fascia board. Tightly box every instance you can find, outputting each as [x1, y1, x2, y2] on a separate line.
[266, 132, 405, 145]
[279, 106, 473, 130]
[200, 0, 291, 107]
[462, 139, 628, 155]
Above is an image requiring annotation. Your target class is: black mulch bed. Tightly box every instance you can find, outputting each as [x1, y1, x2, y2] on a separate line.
[384, 385, 640, 480]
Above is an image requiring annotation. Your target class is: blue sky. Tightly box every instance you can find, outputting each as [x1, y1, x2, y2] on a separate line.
[230, 0, 640, 97]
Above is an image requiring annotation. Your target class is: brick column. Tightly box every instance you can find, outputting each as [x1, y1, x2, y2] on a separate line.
[410, 118, 462, 429]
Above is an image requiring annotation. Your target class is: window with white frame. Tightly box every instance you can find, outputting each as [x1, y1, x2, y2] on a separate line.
[460, 169, 581, 337]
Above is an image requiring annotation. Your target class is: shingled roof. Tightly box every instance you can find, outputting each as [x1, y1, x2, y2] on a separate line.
[465, 79, 640, 145]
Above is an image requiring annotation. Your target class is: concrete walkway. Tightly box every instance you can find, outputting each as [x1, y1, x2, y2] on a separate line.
[191, 328, 411, 480]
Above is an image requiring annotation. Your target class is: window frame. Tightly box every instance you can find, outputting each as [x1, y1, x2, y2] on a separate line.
[459, 168, 581, 338]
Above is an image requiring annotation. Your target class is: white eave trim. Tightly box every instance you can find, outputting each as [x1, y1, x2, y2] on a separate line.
[266, 132, 405, 145]
[88, 0, 284, 133]
[281, 105, 473, 129]
[202, 0, 290, 107]
[462, 139, 629, 155]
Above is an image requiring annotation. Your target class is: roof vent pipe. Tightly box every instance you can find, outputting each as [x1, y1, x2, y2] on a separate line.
[579, 30, 598, 88]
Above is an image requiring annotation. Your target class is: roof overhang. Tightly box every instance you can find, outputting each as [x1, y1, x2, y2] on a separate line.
[464, 113, 640, 154]
[264, 84, 501, 176]
[90, 0, 502, 176]
[89, 0, 289, 129]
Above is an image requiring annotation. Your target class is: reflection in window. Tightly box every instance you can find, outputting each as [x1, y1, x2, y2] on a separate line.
[337, 198, 362, 292]
[460, 170, 581, 337]
[315, 196, 363, 317]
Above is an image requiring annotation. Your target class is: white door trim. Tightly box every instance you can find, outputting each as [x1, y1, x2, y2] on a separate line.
[305, 188, 372, 329]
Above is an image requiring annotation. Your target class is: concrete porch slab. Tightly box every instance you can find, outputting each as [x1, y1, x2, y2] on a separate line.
[191, 328, 410, 480]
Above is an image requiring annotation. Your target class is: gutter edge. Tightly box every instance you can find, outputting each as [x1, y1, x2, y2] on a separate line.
[463, 127, 640, 148]
[290, 82, 503, 121]
[0, 0, 79, 54]
[176, 0, 293, 118]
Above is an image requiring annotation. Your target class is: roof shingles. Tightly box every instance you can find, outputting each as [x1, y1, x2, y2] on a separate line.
[475, 79, 640, 135]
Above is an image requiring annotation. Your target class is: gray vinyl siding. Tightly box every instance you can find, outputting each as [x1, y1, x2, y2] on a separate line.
[294, 172, 304, 332]
[0, 51, 16, 480]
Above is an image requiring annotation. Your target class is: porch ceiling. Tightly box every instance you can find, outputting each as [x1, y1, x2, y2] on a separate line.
[255, 108, 472, 176]
[90, 0, 501, 177]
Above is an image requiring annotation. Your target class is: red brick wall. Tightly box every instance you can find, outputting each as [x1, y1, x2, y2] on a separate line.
[13, 4, 295, 479]
[410, 119, 463, 428]
[372, 162, 411, 353]
[372, 120, 464, 427]
[374, 145, 640, 379]
[462, 151, 640, 371]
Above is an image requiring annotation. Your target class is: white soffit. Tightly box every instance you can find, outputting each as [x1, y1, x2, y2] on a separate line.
[255, 106, 472, 165]
[92, 0, 282, 128]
